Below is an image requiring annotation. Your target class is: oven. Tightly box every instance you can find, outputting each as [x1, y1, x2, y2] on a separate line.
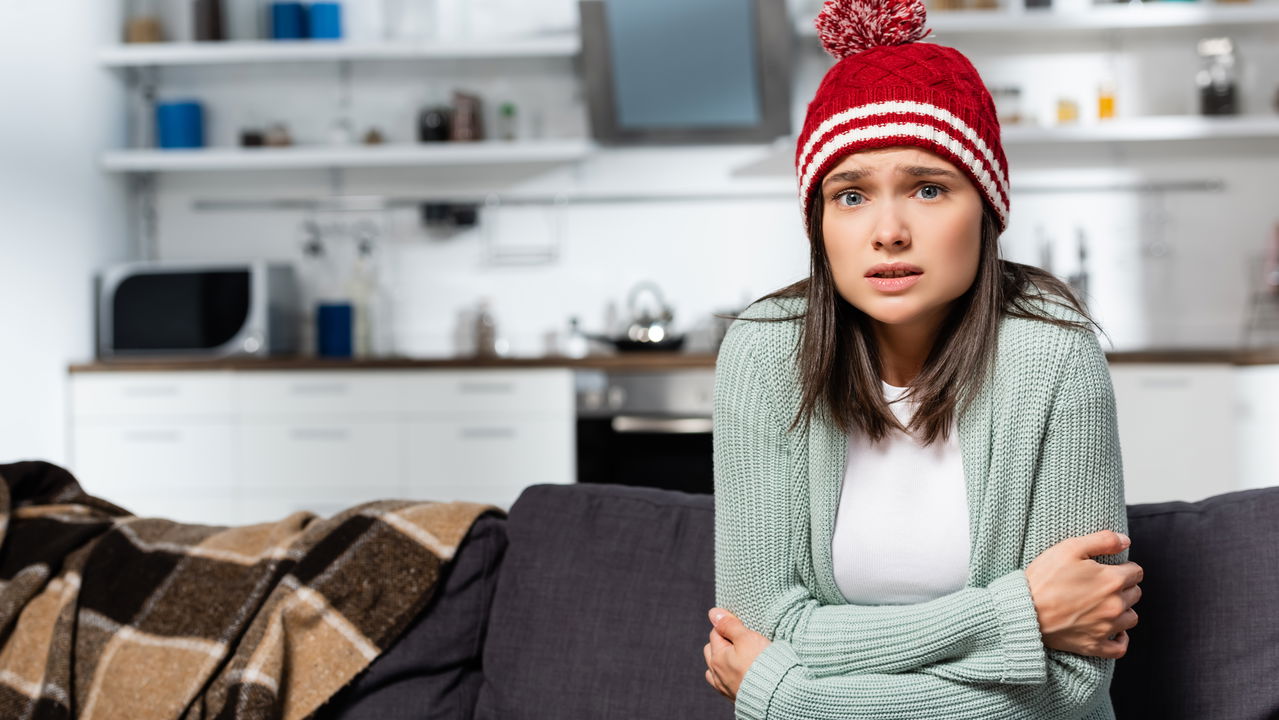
[574, 368, 715, 495]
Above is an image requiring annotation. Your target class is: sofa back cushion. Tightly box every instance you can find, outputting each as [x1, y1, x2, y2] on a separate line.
[1111, 485, 1279, 720]
[474, 483, 732, 720]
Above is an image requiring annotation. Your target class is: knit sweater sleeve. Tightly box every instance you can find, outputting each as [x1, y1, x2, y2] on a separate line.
[716, 320, 1126, 720]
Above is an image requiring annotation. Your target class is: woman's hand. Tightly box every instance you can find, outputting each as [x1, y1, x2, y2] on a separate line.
[1024, 530, 1144, 659]
[703, 608, 772, 701]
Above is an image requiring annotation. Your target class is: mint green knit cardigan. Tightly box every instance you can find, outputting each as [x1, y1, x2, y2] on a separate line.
[712, 294, 1128, 720]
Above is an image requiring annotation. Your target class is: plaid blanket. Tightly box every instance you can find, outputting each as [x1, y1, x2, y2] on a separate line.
[0, 460, 504, 720]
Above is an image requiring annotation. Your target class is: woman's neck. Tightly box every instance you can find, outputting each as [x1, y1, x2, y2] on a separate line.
[871, 311, 946, 387]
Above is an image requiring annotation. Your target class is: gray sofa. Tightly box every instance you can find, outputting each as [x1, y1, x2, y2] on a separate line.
[316, 482, 1279, 720]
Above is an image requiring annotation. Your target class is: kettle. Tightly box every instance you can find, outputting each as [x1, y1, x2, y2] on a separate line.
[587, 281, 685, 352]
[625, 281, 676, 344]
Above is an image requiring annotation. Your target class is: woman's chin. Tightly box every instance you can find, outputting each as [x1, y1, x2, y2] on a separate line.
[856, 299, 927, 327]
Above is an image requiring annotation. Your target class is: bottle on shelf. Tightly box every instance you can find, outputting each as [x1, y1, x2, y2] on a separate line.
[1197, 37, 1240, 116]
[345, 237, 376, 358]
[1066, 227, 1090, 307]
[1055, 97, 1080, 125]
[497, 102, 519, 141]
[125, 0, 164, 43]
[473, 298, 508, 358]
[194, 0, 226, 41]
[1098, 79, 1117, 120]
[562, 316, 590, 358]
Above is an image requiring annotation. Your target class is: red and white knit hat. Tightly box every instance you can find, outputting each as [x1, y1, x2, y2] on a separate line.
[797, 0, 1011, 234]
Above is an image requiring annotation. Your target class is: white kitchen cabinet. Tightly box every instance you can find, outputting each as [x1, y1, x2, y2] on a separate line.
[1236, 365, 1279, 492]
[401, 369, 576, 509]
[70, 371, 236, 523]
[67, 368, 576, 525]
[72, 371, 234, 418]
[404, 416, 574, 509]
[399, 369, 574, 416]
[235, 371, 409, 416]
[1108, 363, 1238, 504]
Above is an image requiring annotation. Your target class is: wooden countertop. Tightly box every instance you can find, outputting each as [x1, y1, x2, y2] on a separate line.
[1104, 348, 1279, 365]
[68, 352, 721, 373]
[68, 347, 1279, 373]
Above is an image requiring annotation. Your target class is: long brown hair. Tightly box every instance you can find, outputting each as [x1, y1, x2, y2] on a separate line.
[730, 193, 1099, 446]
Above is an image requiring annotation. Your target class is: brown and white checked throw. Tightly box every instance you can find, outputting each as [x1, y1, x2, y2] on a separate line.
[0, 460, 504, 720]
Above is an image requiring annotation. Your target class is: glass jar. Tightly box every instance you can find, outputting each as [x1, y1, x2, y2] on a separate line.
[990, 86, 1024, 126]
[1196, 37, 1239, 116]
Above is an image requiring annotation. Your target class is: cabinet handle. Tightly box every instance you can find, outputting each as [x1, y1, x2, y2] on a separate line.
[123, 429, 181, 443]
[458, 381, 514, 395]
[612, 416, 713, 434]
[289, 428, 351, 442]
[1139, 376, 1192, 390]
[459, 427, 516, 440]
[123, 385, 179, 398]
[289, 382, 349, 396]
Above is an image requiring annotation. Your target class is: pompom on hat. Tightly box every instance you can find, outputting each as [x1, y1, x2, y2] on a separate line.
[797, 0, 1011, 235]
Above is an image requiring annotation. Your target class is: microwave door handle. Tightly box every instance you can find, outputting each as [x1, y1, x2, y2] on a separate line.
[610, 416, 713, 434]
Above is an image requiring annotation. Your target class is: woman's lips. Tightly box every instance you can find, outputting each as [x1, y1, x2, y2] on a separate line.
[866, 273, 923, 292]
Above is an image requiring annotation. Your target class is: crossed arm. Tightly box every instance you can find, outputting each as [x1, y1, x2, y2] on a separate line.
[711, 326, 1128, 720]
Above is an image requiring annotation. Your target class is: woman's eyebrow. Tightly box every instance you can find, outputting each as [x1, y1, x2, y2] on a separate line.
[822, 165, 961, 190]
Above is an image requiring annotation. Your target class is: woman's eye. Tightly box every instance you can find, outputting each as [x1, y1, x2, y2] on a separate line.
[918, 184, 945, 199]
[836, 191, 863, 207]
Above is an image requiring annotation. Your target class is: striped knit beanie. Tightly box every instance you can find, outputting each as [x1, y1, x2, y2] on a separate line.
[797, 0, 1011, 235]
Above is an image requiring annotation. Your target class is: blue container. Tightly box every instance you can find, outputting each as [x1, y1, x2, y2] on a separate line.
[309, 2, 343, 40]
[316, 302, 354, 357]
[155, 101, 205, 149]
[270, 2, 308, 39]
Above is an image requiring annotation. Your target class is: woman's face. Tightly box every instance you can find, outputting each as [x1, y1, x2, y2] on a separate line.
[819, 146, 984, 335]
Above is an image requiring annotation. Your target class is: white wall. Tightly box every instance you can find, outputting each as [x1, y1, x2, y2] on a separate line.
[0, 4, 131, 463]
[147, 11, 1279, 356]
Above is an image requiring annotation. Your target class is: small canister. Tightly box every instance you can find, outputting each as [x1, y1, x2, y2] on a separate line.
[270, 1, 308, 39]
[156, 100, 206, 149]
[309, 2, 343, 40]
[418, 107, 453, 142]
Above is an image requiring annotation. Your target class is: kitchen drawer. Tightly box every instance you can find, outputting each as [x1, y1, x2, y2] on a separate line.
[235, 487, 404, 526]
[126, 493, 238, 526]
[71, 422, 236, 494]
[238, 419, 400, 490]
[399, 483, 525, 510]
[404, 416, 574, 492]
[1236, 366, 1279, 491]
[1109, 363, 1236, 503]
[400, 369, 574, 416]
[71, 372, 234, 418]
[235, 372, 409, 417]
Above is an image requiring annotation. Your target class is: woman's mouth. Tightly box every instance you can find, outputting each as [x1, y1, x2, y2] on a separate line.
[865, 263, 924, 292]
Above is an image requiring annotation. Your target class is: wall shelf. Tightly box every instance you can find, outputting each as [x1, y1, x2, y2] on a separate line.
[101, 115, 1279, 174]
[98, 35, 580, 68]
[797, 3, 1279, 38]
[1001, 114, 1279, 143]
[100, 140, 595, 173]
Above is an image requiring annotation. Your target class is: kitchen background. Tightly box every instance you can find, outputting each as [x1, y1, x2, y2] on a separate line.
[1, 0, 1277, 523]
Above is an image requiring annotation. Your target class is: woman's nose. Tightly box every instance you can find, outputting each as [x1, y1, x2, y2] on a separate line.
[870, 206, 911, 250]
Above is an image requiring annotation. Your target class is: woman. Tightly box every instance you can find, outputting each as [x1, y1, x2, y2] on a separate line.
[701, 1, 1144, 718]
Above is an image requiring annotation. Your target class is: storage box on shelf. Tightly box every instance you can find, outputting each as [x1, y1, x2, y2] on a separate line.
[68, 369, 575, 525]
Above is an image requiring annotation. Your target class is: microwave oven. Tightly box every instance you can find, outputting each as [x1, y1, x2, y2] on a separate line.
[96, 261, 300, 359]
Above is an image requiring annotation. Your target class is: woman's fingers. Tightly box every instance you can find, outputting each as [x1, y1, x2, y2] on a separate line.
[709, 626, 731, 650]
[1116, 607, 1139, 631]
[1099, 629, 1130, 659]
[706, 668, 729, 698]
[1119, 583, 1142, 608]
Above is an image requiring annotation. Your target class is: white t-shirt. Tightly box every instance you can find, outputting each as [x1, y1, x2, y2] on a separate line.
[831, 380, 970, 605]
